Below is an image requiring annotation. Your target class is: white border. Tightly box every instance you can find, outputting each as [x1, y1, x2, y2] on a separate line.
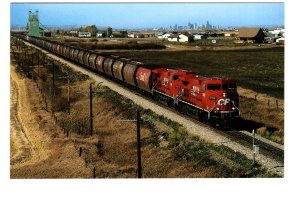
[2, 1, 299, 200]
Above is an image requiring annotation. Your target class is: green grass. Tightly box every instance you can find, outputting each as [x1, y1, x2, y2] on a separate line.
[110, 48, 284, 99]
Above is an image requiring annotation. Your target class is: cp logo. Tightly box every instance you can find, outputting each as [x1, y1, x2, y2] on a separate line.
[218, 98, 230, 105]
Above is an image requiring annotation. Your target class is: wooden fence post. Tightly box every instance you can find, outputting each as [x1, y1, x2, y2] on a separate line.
[79, 147, 82, 157]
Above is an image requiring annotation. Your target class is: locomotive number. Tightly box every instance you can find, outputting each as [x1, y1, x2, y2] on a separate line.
[217, 98, 231, 105]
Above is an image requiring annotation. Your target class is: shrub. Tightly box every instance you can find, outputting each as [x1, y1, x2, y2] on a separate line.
[89, 38, 98, 42]
[257, 126, 267, 136]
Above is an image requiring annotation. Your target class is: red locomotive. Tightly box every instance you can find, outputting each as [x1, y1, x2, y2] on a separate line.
[19, 35, 240, 126]
[151, 68, 240, 125]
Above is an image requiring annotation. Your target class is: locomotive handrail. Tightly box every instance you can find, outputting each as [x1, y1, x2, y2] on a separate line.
[208, 103, 217, 119]
[231, 100, 241, 117]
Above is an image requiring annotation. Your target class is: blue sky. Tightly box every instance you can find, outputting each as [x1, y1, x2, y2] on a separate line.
[10, 3, 284, 29]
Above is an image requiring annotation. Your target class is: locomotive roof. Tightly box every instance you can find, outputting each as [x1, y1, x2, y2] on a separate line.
[199, 77, 235, 82]
[139, 64, 162, 70]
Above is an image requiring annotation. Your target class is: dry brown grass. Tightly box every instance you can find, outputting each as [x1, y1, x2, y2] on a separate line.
[49, 86, 225, 178]
[238, 87, 284, 144]
[10, 65, 92, 178]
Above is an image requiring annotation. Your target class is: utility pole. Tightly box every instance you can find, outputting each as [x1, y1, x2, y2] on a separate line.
[17, 38, 20, 51]
[31, 46, 34, 65]
[67, 77, 70, 114]
[74, 82, 102, 136]
[37, 52, 40, 76]
[90, 83, 93, 136]
[117, 109, 143, 178]
[137, 110, 142, 178]
[253, 129, 256, 166]
[57, 75, 71, 114]
[51, 62, 55, 112]
[52, 62, 55, 86]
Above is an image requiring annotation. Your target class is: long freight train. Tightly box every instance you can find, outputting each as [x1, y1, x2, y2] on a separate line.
[13, 34, 240, 126]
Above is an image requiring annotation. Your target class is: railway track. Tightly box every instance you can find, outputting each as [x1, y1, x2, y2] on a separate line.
[113, 74, 284, 163]
[221, 130, 283, 162]
[148, 99, 284, 163]
[18, 38, 284, 173]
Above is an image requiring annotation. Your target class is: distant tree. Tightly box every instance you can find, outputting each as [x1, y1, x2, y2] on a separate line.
[79, 26, 84, 32]
[87, 25, 98, 37]
[78, 25, 98, 37]
[120, 31, 128, 38]
[107, 27, 113, 37]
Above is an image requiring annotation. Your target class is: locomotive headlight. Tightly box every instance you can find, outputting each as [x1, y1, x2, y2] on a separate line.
[222, 92, 226, 97]
[216, 107, 220, 111]
[232, 107, 235, 110]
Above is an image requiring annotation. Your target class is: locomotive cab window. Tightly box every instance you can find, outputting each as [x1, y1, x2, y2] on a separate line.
[182, 81, 189, 86]
[173, 75, 179, 80]
[222, 83, 236, 90]
[207, 84, 221, 90]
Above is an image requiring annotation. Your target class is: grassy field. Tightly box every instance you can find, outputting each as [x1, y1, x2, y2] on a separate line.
[55, 37, 284, 98]
[60, 38, 166, 50]
[108, 48, 284, 99]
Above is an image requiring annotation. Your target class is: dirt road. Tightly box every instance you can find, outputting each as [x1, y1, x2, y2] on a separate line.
[10, 76, 32, 165]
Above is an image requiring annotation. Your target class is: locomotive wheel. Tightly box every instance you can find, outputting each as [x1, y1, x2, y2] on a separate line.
[174, 104, 182, 112]
[209, 118, 218, 127]
[167, 98, 173, 107]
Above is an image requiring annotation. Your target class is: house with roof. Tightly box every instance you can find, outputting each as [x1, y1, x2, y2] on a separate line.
[78, 32, 91, 38]
[128, 33, 144, 38]
[193, 33, 208, 40]
[158, 33, 171, 39]
[178, 34, 194, 42]
[155, 32, 164, 37]
[168, 34, 179, 42]
[276, 37, 285, 45]
[167, 33, 194, 42]
[237, 28, 266, 43]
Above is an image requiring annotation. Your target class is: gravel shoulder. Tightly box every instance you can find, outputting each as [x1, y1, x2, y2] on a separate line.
[27, 42, 284, 176]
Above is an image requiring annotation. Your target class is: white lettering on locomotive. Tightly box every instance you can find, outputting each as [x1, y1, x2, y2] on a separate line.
[162, 78, 168, 86]
[140, 73, 145, 81]
[217, 98, 231, 105]
[191, 86, 199, 97]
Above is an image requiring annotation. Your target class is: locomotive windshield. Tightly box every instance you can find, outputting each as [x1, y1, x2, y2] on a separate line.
[222, 83, 236, 90]
[207, 84, 221, 90]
